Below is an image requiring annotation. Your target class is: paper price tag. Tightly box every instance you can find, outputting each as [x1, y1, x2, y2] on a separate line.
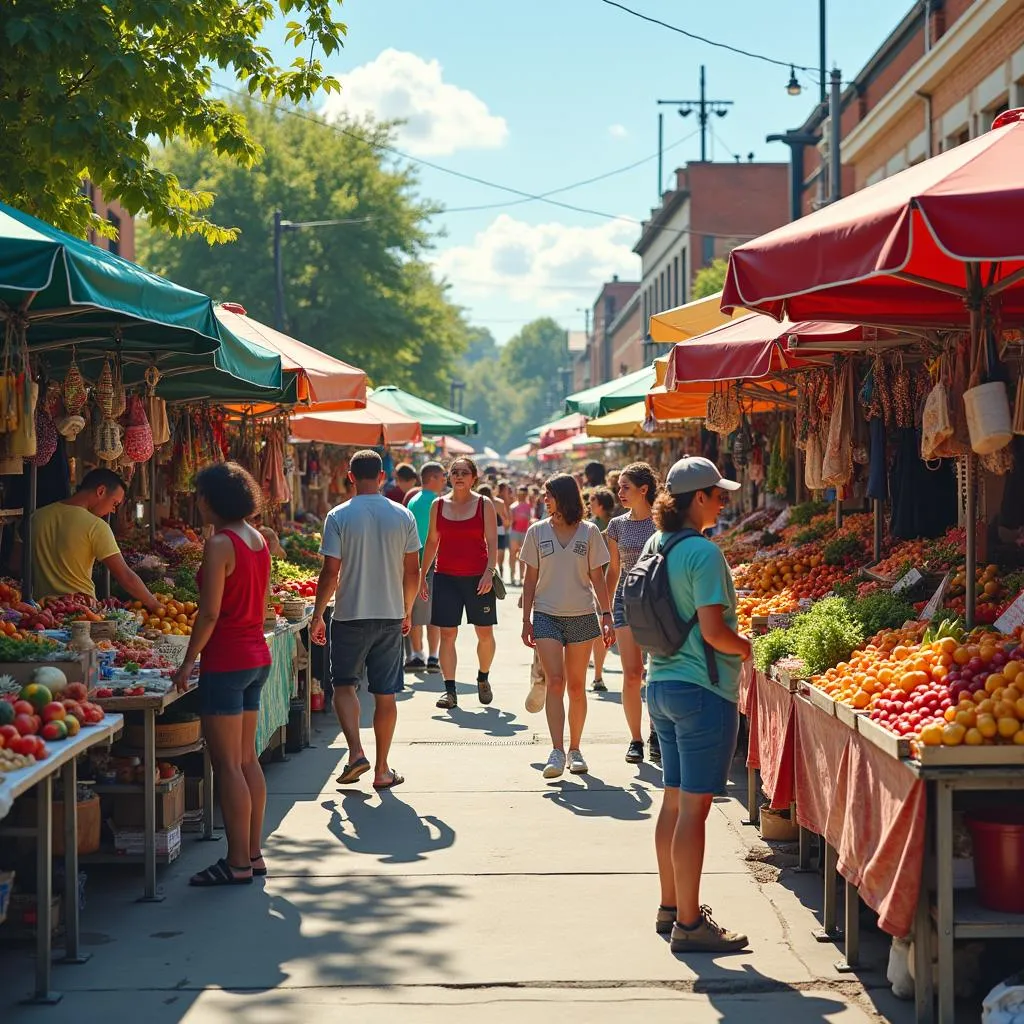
[994, 592, 1024, 635]
[918, 571, 951, 621]
[892, 568, 923, 595]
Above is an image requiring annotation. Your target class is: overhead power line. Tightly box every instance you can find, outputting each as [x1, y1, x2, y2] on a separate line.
[212, 82, 761, 241]
[596, 0, 816, 72]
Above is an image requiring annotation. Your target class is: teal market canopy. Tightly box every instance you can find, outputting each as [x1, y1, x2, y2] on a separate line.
[563, 364, 657, 419]
[370, 385, 478, 436]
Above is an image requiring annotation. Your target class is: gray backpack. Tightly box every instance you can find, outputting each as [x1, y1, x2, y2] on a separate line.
[621, 529, 720, 685]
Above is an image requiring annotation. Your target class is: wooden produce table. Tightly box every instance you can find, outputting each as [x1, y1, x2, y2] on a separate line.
[90, 685, 212, 902]
[0, 715, 123, 1004]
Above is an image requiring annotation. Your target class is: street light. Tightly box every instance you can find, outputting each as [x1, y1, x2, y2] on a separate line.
[786, 66, 802, 96]
[272, 210, 373, 331]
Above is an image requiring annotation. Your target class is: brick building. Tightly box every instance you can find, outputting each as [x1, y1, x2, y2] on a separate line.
[567, 330, 590, 393]
[777, 0, 1024, 217]
[81, 181, 135, 260]
[633, 161, 789, 363]
[607, 289, 644, 378]
[586, 276, 639, 387]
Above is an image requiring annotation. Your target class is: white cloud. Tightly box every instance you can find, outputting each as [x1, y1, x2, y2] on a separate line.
[433, 214, 640, 309]
[323, 49, 508, 156]
[608, 123, 629, 139]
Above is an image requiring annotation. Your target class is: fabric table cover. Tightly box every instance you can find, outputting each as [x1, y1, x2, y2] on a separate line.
[256, 629, 298, 755]
[793, 697, 850, 836]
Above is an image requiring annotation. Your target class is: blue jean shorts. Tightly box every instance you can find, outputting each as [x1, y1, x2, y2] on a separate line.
[647, 680, 739, 793]
[612, 591, 628, 630]
[331, 619, 405, 696]
[199, 664, 271, 716]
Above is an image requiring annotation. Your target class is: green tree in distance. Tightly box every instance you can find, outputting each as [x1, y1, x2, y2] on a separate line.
[138, 101, 468, 400]
[691, 257, 729, 300]
[0, 1, 345, 240]
[461, 318, 568, 452]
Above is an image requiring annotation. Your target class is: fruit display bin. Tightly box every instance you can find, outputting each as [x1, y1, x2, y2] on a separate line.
[125, 716, 200, 750]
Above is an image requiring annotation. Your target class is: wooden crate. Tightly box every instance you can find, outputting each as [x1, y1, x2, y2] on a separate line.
[855, 714, 912, 759]
[111, 774, 185, 830]
[0, 651, 97, 688]
[913, 743, 1024, 767]
[125, 716, 200, 750]
[769, 666, 804, 693]
[799, 682, 838, 717]
[835, 702, 866, 730]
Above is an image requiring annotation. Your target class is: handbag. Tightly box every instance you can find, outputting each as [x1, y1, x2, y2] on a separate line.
[490, 569, 507, 601]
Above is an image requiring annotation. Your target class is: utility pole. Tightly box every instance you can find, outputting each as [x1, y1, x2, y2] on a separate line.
[657, 65, 733, 173]
[829, 67, 843, 204]
[657, 112, 664, 196]
[819, 0, 827, 107]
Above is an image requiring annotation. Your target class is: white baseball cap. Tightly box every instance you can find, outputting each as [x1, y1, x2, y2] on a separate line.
[665, 456, 741, 495]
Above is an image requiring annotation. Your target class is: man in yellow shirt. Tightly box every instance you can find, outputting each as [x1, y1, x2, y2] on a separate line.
[31, 468, 161, 611]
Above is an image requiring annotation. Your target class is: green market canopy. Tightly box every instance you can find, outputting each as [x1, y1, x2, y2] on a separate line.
[370, 385, 478, 436]
[0, 200, 281, 399]
[563, 364, 657, 419]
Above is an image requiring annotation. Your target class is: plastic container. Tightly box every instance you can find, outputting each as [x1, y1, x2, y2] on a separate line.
[964, 381, 1013, 454]
[966, 810, 1024, 913]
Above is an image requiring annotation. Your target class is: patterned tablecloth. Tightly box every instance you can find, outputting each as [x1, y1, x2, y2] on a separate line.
[255, 629, 298, 755]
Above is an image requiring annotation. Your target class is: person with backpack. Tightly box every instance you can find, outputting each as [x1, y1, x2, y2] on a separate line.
[624, 456, 751, 955]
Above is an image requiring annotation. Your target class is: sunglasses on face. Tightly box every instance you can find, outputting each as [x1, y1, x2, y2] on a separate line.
[450, 469, 472, 478]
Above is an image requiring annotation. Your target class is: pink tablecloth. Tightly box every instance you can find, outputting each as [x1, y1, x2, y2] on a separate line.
[793, 695, 925, 938]
[751, 672, 796, 809]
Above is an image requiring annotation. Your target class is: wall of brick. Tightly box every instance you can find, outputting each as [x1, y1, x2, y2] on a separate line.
[86, 184, 135, 261]
[590, 279, 639, 385]
[609, 299, 643, 377]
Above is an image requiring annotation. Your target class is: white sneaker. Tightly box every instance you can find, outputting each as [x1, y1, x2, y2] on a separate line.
[568, 749, 588, 775]
[542, 749, 566, 779]
[525, 680, 546, 713]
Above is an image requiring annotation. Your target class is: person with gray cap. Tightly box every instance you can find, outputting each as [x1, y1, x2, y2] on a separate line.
[641, 456, 752, 955]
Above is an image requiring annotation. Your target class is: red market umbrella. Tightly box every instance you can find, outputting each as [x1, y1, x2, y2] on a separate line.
[538, 411, 588, 448]
[721, 109, 1024, 328]
[290, 398, 421, 446]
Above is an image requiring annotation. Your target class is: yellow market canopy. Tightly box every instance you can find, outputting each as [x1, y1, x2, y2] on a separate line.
[648, 290, 749, 344]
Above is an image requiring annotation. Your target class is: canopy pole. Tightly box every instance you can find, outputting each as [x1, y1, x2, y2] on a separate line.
[872, 498, 883, 563]
[835, 494, 842, 528]
[965, 455, 976, 629]
[21, 462, 37, 601]
[148, 457, 157, 546]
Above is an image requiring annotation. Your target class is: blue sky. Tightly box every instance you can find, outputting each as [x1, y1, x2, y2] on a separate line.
[262, 0, 911, 343]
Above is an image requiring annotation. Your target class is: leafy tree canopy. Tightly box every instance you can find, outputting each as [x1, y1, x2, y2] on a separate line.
[691, 257, 729, 300]
[138, 100, 468, 401]
[0, 0, 345, 241]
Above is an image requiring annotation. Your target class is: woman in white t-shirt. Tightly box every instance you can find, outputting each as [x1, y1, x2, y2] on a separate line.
[520, 474, 615, 779]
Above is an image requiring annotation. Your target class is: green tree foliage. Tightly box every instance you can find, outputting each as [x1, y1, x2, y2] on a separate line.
[138, 101, 468, 400]
[462, 327, 498, 367]
[461, 318, 569, 453]
[0, 1, 345, 240]
[691, 257, 729, 300]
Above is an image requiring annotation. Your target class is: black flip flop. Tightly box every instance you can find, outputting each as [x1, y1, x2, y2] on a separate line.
[251, 854, 267, 877]
[336, 757, 371, 784]
[189, 858, 253, 887]
[373, 770, 405, 791]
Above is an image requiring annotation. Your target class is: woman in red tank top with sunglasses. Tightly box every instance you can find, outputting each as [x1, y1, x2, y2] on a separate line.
[419, 457, 499, 711]
[171, 462, 271, 888]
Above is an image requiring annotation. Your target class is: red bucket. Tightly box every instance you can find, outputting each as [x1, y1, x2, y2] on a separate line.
[966, 809, 1024, 914]
[310, 691, 325, 712]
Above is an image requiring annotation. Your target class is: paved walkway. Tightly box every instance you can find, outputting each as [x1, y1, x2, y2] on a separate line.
[2, 609, 914, 1023]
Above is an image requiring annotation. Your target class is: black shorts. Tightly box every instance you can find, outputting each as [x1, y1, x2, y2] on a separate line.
[497, 533, 508, 551]
[431, 572, 498, 628]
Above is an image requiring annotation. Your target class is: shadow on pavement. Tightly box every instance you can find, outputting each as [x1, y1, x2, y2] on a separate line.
[591, 689, 623, 705]
[321, 791, 456, 865]
[431, 706, 529, 737]
[540, 772, 654, 821]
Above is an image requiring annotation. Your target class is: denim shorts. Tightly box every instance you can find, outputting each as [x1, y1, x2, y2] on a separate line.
[331, 619, 405, 696]
[199, 664, 271, 716]
[612, 591, 628, 630]
[647, 680, 739, 793]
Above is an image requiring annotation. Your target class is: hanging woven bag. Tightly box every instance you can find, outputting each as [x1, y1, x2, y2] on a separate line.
[143, 366, 170, 446]
[123, 394, 154, 462]
[95, 358, 114, 417]
[28, 406, 58, 467]
[94, 417, 123, 462]
[63, 354, 88, 416]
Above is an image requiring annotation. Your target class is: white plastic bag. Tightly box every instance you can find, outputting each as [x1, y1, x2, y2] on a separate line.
[984, 972, 1024, 1024]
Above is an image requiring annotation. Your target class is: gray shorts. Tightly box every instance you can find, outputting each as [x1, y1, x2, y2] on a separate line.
[412, 569, 433, 627]
[533, 611, 600, 647]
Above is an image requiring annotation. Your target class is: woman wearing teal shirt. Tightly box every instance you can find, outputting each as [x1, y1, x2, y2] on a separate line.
[642, 456, 752, 956]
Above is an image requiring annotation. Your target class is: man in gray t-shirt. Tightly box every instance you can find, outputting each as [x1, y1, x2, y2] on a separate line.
[311, 450, 420, 791]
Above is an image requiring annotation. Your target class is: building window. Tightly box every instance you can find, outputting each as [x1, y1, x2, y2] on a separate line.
[680, 248, 687, 304]
[673, 255, 680, 305]
[107, 212, 121, 257]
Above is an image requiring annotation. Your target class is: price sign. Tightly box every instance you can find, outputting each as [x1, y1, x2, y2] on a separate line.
[770, 507, 791, 533]
[892, 568, 924, 595]
[995, 592, 1024, 635]
[767, 614, 794, 630]
[918, 571, 951, 621]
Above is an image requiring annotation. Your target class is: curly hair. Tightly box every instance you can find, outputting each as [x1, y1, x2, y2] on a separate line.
[652, 489, 713, 533]
[545, 473, 585, 526]
[619, 461, 659, 505]
[196, 461, 261, 521]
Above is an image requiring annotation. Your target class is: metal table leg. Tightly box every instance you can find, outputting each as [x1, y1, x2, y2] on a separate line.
[935, 780, 955, 1024]
[914, 865, 934, 1024]
[744, 766, 759, 826]
[22, 773, 60, 1004]
[835, 880, 860, 972]
[139, 708, 163, 902]
[813, 843, 841, 941]
[797, 825, 813, 871]
[201, 743, 216, 840]
[59, 759, 89, 963]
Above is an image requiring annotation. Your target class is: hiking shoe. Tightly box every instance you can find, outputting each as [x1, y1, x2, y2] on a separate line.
[568, 749, 588, 775]
[477, 677, 493, 705]
[656, 906, 676, 935]
[404, 656, 426, 672]
[670, 906, 749, 954]
[591, 677, 607, 692]
[436, 689, 458, 710]
[542, 749, 566, 779]
[426, 657, 441, 674]
[648, 730, 662, 767]
[525, 680, 546, 713]
[625, 739, 644, 764]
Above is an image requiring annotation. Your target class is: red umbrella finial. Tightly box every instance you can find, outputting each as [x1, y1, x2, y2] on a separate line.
[220, 301, 247, 315]
[991, 108, 1024, 130]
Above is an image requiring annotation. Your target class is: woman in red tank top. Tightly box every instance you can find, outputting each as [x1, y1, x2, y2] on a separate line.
[419, 456, 499, 710]
[172, 462, 272, 888]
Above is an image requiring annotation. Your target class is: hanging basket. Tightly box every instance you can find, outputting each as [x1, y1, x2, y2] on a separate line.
[95, 358, 114, 417]
[706, 389, 741, 436]
[62, 357, 88, 416]
[964, 381, 1013, 455]
[123, 395, 154, 462]
[28, 407, 58, 467]
[94, 417, 123, 462]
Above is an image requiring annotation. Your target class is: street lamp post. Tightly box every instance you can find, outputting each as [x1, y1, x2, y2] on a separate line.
[272, 210, 372, 332]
